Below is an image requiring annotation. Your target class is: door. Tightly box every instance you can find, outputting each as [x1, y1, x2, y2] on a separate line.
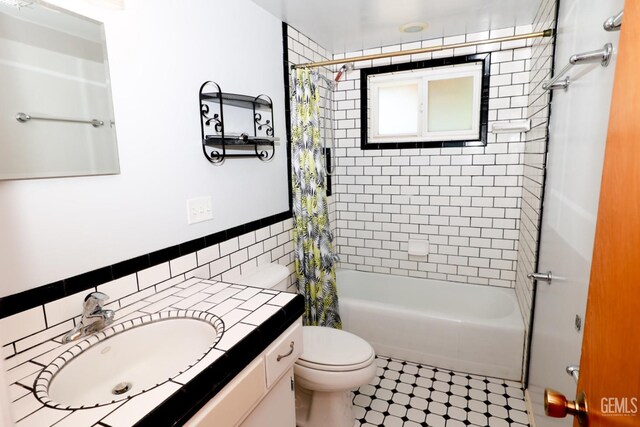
[543, 0, 640, 425]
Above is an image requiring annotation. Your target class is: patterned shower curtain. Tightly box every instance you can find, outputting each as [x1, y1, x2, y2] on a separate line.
[290, 68, 342, 329]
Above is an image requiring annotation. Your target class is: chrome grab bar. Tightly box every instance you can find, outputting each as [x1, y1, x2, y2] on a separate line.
[604, 11, 623, 31]
[16, 112, 104, 128]
[528, 271, 552, 283]
[566, 365, 579, 383]
[543, 43, 613, 91]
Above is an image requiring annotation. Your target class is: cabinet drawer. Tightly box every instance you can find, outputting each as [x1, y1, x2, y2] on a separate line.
[185, 358, 266, 427]
[265, 319, 303, 388]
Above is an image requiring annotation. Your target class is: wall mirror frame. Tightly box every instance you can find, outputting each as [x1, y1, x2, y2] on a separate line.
[0, 0, 120, 180]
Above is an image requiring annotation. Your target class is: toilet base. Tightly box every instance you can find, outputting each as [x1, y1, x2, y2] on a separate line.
[295, 383, 354, 427]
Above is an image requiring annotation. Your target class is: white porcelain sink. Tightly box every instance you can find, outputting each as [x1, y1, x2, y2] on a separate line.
[34, 310, 224, 409]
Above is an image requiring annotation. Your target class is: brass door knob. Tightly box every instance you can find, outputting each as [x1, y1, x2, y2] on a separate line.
[544, 388, 589, 426]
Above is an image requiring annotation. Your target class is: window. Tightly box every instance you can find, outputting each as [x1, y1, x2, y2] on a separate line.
[361, 54, 490, 149]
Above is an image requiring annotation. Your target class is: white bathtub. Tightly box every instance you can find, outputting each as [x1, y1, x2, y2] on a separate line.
[337, 269, 525, 381]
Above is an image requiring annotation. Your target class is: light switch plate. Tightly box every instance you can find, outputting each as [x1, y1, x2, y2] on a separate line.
[187, 196, 213, 224]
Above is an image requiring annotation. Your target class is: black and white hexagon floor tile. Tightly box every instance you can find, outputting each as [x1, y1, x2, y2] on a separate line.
[352, 356, 530, 427]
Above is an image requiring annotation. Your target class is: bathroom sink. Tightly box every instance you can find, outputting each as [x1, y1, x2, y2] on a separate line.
[34, 310, 224, 409]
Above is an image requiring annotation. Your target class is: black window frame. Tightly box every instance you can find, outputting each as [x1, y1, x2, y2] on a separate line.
[360, 53, 491, 150]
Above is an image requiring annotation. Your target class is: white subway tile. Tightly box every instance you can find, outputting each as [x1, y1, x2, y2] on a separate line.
[44, 291, 88, 326]
[137, 263, 170, 290]
[170, 253, 197, 276]
[0, 308, 47, 346]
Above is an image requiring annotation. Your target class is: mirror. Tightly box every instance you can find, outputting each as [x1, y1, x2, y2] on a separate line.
[0, 1, 119, 180]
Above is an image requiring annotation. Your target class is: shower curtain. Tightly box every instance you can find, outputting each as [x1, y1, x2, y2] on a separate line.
[290, 68, 342, 329]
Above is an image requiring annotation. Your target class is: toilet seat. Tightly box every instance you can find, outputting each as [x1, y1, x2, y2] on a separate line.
[296, 326, 376, 372]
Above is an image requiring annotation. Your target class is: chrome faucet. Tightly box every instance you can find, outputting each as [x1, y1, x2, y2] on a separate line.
[62, 292, 115, 343]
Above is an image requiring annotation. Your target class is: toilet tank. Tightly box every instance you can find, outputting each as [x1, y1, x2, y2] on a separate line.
[238, 263, 290, 291]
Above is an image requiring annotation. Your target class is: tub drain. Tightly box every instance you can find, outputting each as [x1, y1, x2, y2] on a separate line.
[112, 382, 132, 395]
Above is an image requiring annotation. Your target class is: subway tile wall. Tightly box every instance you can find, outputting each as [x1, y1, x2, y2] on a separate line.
[515, 0, 557, 376]
[0, 219, 295, 361]
[330, 28, 536, 287]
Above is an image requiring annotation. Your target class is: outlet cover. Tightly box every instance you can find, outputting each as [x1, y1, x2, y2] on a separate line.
[187, 196, 213, 225]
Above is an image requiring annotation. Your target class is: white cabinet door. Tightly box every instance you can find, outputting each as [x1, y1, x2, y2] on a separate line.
[241, 368, 295, 427]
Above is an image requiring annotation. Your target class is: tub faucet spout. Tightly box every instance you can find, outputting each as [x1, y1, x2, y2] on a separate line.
[63, 292, 115, 343]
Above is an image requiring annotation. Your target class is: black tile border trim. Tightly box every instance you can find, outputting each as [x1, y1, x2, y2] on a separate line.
[132, 295, 304, 427]
[282, 22, 294, 213]
[360, 53, 491, 150]
[0, 210, 292, 320]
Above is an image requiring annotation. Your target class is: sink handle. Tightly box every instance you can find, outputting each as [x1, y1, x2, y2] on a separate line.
[84, 292, 109, 313]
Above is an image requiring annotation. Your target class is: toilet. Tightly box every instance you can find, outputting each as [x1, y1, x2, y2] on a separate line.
[237, 264, 377, 427]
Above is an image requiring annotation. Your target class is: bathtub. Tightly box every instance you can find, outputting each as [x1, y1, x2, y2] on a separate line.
[337, 269, 525, 380]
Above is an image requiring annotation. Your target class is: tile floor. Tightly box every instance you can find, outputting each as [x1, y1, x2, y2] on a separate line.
[353, 356, 530, 427]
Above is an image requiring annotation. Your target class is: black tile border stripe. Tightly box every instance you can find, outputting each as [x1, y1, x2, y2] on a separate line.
[0, 210, 292, 320]
[282, 22, 293, 213]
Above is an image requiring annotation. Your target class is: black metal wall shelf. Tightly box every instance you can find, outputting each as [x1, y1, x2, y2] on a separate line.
[200, 92, 272, 109]
[199, 81, 276, 164]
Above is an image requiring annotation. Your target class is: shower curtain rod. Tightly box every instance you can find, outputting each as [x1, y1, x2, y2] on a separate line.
[292, 29, 554, 69]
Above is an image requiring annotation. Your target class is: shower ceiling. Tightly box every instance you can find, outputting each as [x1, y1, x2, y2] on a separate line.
[250, 0, 541, 53]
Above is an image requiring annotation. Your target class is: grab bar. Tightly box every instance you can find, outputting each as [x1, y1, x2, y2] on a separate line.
[16, 112, 104, 128]
[528, 271, 552, 284]
[566, 365, 579, 383]
[604, 11, 623, 31]
[542, 43, 613, 91]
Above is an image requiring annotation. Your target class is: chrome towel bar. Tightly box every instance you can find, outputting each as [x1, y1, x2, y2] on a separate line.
[15, 112, 104, 128]
[542, 43, 613, 91]
[604, 11, 623, 31]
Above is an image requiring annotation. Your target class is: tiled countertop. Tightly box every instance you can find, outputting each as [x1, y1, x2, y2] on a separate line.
[6, 277, 304, 427]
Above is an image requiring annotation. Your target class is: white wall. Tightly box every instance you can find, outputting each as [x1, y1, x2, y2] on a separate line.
[0, 0, 289, 297]
[526, 0, 623, 425]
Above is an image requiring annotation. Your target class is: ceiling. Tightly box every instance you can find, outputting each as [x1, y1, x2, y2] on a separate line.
[250, 0, 540, 54]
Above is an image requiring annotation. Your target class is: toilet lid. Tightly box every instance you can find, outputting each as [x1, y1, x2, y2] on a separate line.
[297, 326, 375, 372]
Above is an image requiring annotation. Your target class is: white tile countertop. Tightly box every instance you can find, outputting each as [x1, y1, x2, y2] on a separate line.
[5, 277, 303, 427]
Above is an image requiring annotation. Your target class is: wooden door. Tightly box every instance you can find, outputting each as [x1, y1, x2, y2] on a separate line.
[574, 0, 640, 425]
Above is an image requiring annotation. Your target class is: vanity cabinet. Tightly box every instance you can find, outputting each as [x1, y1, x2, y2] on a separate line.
[185, 319, 303, 427]
[240, 367, 295, 427]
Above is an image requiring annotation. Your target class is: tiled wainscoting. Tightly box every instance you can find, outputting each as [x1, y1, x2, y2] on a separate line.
[1, 217, 295, 360]
[355, 356, 530, 427]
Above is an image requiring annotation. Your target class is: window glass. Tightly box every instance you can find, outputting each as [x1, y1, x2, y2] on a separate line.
[377, 83, 419, 136]
[427, 76, 474, 132]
